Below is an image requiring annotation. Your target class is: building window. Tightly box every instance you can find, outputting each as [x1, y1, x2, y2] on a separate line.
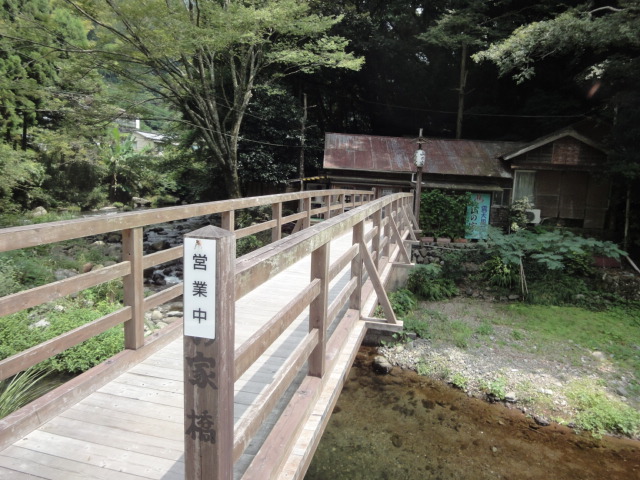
[513, 171, 535, 203]
[492, 189, 511, 206]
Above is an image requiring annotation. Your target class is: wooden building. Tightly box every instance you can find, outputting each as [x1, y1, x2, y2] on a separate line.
[322, 123, 612, 231]
[503, 125, 611, 229]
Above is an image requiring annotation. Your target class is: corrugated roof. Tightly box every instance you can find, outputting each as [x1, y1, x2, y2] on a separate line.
[324, 133, 523, 179]
[135, 131, 166, 142]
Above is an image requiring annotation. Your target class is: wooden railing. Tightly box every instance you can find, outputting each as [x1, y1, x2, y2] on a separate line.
[0, 189, 373, 383]
[0, 189, 418, 478]
[225, 192, 416, 480]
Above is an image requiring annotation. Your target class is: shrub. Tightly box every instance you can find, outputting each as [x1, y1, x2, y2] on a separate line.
[419, 189, 473, 239]
[509, 197, 532, 231]
[481, 256, 518, 288]
[0, 299, 123, 375]
[387, 289, 417, 317]
[480, 375, 508, 400]
[481, 226, 627, 300]
[0, 256, 21, 297]
[407, 264, 458, 301]
[237, 234, 265, 257]
[44, 302, 124, 374]
[449, 372, 469, 390]
[402, 316, 430, 338]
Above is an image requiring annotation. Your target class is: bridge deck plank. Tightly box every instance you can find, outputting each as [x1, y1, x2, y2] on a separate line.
[0, 225, 375, 480]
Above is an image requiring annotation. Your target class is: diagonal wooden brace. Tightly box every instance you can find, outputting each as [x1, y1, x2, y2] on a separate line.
[400, 206, 418, 241]
[360, 241, 397, 324]
[388, 214, 411, 264]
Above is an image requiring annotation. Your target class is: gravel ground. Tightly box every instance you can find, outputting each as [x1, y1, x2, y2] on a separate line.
[378, 297, 639, 433]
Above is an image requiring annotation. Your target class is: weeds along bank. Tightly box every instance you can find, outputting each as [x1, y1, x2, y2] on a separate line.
[410, 227, 638, 304]
[376, 230, 640, 440]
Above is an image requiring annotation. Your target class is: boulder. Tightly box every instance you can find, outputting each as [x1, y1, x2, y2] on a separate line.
[54, 269, 78, 281]
[29, 319, 50, 329]
[132, 196, 152, 206]
[150, 240, 171, 252]
[373, 355, 393, 374]
[31, 206, 48, 217]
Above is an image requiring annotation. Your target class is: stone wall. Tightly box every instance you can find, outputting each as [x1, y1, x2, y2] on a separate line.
[411, 241, 481, 266]
[410, 241, 640, 302]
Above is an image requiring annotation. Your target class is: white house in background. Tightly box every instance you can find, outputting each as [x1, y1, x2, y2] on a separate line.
[115, 117, 168, 153]
[131, 130, 166, 153]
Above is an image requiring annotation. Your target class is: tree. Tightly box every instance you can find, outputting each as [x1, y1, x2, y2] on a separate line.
[473, 1, 640, 250]
[49, 0, 363, 198]
[418, 0, 492, 139]
[473, 2, 640, 85]
[0, 0, 90, 148]
[0, 142, 43, 211]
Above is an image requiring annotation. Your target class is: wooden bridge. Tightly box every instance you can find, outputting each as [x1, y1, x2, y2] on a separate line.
[0, 190, 418, 479]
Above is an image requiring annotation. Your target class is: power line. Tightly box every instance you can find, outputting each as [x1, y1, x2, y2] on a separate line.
[355, 96, 587, 119]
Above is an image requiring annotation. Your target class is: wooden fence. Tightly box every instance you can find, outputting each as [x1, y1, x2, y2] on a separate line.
[0, 189, 371, 381]
[0, 189, 418, 479]
[223, 191, 416, 479]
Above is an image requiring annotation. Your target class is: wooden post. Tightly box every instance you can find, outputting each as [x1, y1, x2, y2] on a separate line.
[183, 226, 235, 480]
[271, 202, 282, 242]
[122, 227, 144, 350]
[372, 209, 382, 270]
[303, 197, 311, 230]
[221, 210, 234, 232]
[325, 193, 332, 220]
[383, 204, 391, 259]
[350, 221, 364, 311]
[308, 243, 329, 377]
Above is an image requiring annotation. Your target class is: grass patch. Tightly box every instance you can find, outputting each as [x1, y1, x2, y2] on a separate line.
[412, 308, 475, 348]
[402, 315, 430, 338]
[566, 379, 640, 437]
[476, 321, 494, 336]
[498, 303, 640, 373]
[0, 367, 54, 419]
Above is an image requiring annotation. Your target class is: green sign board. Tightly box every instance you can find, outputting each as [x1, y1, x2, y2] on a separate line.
[466, 193, 491, 239]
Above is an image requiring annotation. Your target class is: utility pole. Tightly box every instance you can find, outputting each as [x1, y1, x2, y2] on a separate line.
[414, 128, 426, 228]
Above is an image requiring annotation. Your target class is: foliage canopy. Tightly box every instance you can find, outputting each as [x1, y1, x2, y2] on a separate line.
[56, 0, 362, 198]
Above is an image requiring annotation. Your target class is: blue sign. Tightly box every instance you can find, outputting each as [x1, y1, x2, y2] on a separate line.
[466, 193, 491, 239]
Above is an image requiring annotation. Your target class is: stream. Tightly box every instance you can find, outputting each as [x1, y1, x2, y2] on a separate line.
[305, 347, 640, 480]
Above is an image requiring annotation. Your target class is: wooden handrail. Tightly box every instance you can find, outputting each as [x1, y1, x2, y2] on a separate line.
[0, 190, 418, 480]
[0, 189, 373, 253]
[0, 189, 374, 382]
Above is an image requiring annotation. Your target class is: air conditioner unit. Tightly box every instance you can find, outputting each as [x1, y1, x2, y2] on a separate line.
[525, 209, 542, 225]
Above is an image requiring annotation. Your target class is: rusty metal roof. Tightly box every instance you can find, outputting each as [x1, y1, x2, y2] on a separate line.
[324, 133, 524, 179]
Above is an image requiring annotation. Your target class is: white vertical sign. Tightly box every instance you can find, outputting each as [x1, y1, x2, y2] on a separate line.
[183, 237, 217, 339]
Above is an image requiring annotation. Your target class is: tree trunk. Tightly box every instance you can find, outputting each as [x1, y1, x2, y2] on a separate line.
[21, 110, 28, 151]
[624, 183, 631, 251]
[456, 44, 468, 140]
[299, 93, 307, 193]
